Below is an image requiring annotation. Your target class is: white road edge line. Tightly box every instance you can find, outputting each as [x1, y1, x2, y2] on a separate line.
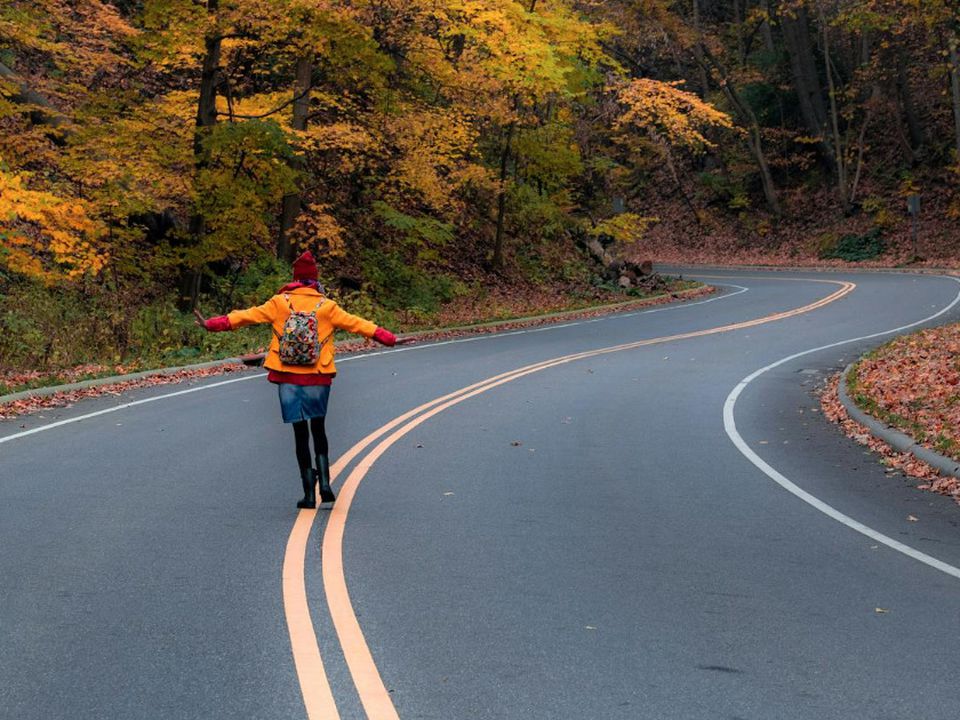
[1, 284, 747, 445]
[723, 276, 960, 580]
[0, 374, 268, 445]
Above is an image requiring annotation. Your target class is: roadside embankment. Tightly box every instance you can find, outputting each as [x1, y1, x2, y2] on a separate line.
[0, 283, 714, 420]
[821, 323, 960, 504]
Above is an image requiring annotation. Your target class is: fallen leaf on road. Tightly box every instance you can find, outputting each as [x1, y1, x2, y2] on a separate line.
[907, 515, 918, 522]
[511, 441, 522, 446]
[875, 608, 888, 614]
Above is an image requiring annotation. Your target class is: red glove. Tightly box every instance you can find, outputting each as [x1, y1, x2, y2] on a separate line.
[373, 327, 396, 346]
[204, 315, 232, 332]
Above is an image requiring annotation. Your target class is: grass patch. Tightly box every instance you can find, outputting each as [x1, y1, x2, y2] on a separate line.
[848, 360, 943, 452]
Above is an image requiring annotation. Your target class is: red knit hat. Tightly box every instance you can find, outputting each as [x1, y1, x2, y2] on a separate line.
[292, 251, 318, 281]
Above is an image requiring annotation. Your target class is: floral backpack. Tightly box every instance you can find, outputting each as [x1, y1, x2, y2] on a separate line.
[275, 294, 330, 366]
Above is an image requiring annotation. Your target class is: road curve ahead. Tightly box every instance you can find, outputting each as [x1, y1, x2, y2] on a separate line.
[3, 270, 960, 720]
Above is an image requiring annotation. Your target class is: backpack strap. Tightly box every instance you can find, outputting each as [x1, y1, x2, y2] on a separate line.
[317, 329, 334, 351]
[273, 294, 295, 341]
[314, 299, 333, 350]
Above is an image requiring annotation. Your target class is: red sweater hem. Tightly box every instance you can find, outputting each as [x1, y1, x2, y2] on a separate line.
[267, 370, 335, 386]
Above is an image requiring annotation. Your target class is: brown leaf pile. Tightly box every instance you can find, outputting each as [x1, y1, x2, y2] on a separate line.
[634, 184, 960, 269]
[820, 373, 960, 504]
[855, 324, 960, 463]
[399, 277, 705, 330]
[0, 363, 145, 395]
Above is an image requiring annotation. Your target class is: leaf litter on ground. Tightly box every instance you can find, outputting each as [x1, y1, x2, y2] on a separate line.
[820, 372, 960, 506]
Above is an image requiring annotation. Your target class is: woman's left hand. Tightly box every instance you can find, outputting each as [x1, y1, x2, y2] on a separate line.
[193, 308, 208, 329]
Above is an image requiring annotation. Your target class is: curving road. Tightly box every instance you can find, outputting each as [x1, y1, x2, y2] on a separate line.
[3, 269, 960, 720]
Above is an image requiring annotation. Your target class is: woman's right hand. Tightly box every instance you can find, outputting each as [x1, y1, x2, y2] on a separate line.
[195, 310, 232, 332]
[373, 327, 397, 346]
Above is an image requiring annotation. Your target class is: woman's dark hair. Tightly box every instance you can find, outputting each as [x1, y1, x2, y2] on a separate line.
[298, 278, 326, 293]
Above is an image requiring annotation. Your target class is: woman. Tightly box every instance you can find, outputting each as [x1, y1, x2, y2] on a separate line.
[195, 251, 398, 509]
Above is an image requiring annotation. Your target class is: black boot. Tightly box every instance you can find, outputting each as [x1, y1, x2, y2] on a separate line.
[316, 454, 336, 504]
[297, 467, 316, 509]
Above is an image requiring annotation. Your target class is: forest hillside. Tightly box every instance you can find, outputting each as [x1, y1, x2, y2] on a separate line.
[3, 0, 960, 373]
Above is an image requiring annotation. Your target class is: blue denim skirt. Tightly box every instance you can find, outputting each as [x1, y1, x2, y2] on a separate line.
[278, 383, 330, 423]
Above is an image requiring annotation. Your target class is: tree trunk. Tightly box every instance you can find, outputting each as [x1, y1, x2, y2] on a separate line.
[760, 0, 776, 54]
[491, 123, 515, 270]
[278, 52, 313, 262]
[194, 25, 221, 157]
[697, 44, 782, 216]
[181, 1, 222, 310]
[732, 0, 746, 66]
[949, 34, 960, 162]
[780, 4, 835, 169]
[818, 2, 848, 211]
[691, 0, 711, 95]
[895, 57, 923, 160]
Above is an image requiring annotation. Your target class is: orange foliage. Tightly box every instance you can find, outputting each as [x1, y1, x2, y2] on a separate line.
[616, 78, 734, 152]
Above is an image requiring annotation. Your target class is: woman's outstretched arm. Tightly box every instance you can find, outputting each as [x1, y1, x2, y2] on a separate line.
[194, 298, 279, 332]
[327, 303, 397, 346]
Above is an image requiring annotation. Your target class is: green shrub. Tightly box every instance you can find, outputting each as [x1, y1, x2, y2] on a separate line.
[507, 184, 571, 246]
[818, 228, 885, 262]
[0, 264, 284, 372]
[208, 255, 290, 312]
[361, 250, 464, 315]
[0, 279, 117, 370]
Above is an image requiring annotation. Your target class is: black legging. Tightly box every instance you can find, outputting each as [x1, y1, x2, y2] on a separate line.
[293, 417, 328, 471]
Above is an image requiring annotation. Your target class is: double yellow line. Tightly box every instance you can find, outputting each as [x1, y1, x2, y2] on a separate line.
[283, 278, 855, 719]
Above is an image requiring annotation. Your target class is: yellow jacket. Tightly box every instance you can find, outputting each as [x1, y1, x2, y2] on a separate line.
[227, 287, 377, 375]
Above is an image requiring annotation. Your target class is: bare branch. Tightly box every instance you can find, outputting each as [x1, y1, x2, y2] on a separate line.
[216, 85, 313, 120]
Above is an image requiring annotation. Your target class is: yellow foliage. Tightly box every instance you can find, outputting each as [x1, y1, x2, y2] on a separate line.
[0, 0, 137, 84]
[290, 204, 346, 257]
[0, 165, 106, 281]
[299, 122, 379, 158]
[384, 107, 480, 211]
[616, 78, 734, 151]
[588, 213, 658, 245]
[0, 0, 735, 286]
[65, 95, 194, 215]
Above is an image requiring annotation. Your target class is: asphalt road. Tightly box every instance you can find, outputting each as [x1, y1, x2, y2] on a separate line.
[3, 269, 960, 720]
